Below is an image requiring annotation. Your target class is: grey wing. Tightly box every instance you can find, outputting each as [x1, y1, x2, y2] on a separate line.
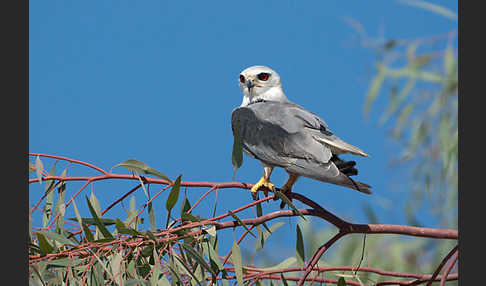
[284, 103, 369, 157]
[231, 103, 334, 169]
[231, 102, 371, 194]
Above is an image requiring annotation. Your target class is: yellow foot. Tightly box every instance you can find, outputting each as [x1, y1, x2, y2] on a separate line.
[250, 176, 275, 199]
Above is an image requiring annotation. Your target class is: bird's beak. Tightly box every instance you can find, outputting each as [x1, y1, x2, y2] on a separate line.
[246, 79, 254, 93]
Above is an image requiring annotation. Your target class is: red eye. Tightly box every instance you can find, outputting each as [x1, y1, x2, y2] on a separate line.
[239, 75, 245, 83]
[257, 72, 270, 81]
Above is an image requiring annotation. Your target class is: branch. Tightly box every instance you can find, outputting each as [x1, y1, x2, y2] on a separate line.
[426, 245, 458, 286]
[28, 154, 459, 285]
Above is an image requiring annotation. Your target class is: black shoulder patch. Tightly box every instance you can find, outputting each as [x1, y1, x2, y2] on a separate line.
[319, 124, 333, 136]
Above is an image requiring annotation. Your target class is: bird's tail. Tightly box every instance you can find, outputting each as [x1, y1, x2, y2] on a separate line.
[285, 158, 372, 194]
[331, 173, 372, 194]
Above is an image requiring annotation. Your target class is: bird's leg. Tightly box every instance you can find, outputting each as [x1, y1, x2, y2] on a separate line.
[250, 166, 275, 200]
[278, 173, 300, 209]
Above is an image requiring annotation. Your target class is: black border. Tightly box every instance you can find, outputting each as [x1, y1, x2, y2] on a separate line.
[3, 0, 28, 282]
[458, 0, 475, 284]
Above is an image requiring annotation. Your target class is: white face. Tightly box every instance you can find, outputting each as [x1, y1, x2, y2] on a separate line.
[238, 65, 282, 99]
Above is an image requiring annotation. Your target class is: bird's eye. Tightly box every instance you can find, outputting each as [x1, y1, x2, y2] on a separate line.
[239, 75, 245, 84]
[257, 73, 270, 81]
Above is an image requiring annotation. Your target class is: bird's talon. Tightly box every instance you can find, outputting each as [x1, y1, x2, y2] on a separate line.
[250, 177, 275, 199]
[251, 191, 259, 200]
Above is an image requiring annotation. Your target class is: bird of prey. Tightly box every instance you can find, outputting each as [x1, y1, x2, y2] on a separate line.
[231, 65, 371, 205]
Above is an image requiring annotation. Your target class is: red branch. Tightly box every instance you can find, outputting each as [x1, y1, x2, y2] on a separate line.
[28, 154, 459, 285]
[425, 245, 458, 286]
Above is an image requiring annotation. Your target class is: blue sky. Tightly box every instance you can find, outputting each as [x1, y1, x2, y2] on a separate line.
[29, 0, 457, 264]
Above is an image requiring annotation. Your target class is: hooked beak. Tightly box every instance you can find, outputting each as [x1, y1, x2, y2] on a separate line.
[246, 79, 254, 93]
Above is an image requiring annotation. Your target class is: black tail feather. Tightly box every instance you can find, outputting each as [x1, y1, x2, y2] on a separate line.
[331, 155, 358, 176]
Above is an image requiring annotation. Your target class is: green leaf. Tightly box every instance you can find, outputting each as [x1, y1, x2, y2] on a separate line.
[85, 196, 113, 239]
[192, 264, 206, 286]
[364, 64, 386, 116]
[398, 0, 457, 21]
[181, 196, 192, 217]
[392, 103, 415, 139]
[89, 191, 102, 239]
[46, 257, 85, 268]
[72, 199, 94, 242]
[42, 162, 57, 228]
[204, 225, 217, 237]
[173, 255, 203, 286]
[140, 244, 154, 257]
[110, 251, 124, 286]
[444, 48, 456, 78]
[379, 79, 415, 125]
[35, 155, 44, 184]
[166, 175, 182, 212]
[232, 120, 243, 170]
[148, 202, 156, 232]
[54, 168, 67, 234]
[137, 174, 149, 199]
[227, 210, 256, 238]
[337, 277, 346, 286]
[36, 231, 76, 246]
[125, 280, 151, 286]
[255, 221, 285, 251]
[202, 240, 225, 274]
[231, 241, 244, 286]
[115, 218, 141, 236]
[181, 212, 202, 223]
[145, 230, 158, 244]
[180, 243, 217, 278]
[127, 195, 137, 229]
[296, 225, 305, 267]
[274, 191, 306, 221]
[246, 256, 297, 271]
[159, 275, 171, 286]
[256, 202, 271, 233]
[68, 217, 117, 226]
[115, 159, 173, 183]
[36, 232, 54, 255]
[168, 256, 183, 285]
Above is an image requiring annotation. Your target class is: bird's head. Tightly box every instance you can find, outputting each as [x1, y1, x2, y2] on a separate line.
[238, 65, 288, 107]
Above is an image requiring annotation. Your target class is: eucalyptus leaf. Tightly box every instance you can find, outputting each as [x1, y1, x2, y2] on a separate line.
[231, 241, 244, 286]
[166, 175, 182, 212]
[115, 159, 172, 183]
[148, 202, 156, 232]
[115, 218, 141, 236]
[274, 191, 306, 221]
[296, 225, 305, 267]
[37, 231, 76, 246]
[364, 64, 386, 116]
[68, 217, 116, 226]
[36, 232, 54, 254]
[245, 256, 297, 272]
[181, 243, 217, 278]
[202, 239, 225, 273]
[232, 120, 243, 170]
[398, 0, 457, 21]
[85, 196, 113, 239]
[227, 210, 256, 238]
[255, 221, 285, 251]
[35, 155, 44, 184]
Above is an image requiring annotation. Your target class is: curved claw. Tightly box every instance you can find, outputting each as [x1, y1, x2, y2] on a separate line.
[250, 176, 275, 199]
